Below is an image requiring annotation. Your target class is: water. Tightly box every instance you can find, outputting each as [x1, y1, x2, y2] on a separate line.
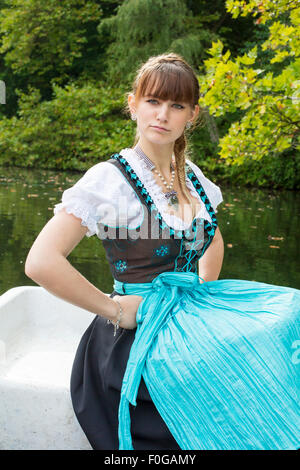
[0, 165, 299, 296]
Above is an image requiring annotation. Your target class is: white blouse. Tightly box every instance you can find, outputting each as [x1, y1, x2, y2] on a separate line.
[53, 148, 223, 238]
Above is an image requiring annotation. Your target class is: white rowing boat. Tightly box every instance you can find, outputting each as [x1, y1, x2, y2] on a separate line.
[0, 285, 95, 450]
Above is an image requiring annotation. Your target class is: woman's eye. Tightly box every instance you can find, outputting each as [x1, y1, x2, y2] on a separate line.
[146, 99, 184, 109]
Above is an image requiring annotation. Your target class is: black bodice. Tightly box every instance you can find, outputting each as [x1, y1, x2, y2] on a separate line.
[100, 153, 218, 283]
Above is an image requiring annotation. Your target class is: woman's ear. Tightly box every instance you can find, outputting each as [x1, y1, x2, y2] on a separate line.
[191, 104, 200, 123]
[128, 93, 136, 115]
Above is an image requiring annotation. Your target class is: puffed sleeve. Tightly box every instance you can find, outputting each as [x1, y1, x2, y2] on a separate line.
[186, 159, 223, 212]
[53, 161, 143, 237]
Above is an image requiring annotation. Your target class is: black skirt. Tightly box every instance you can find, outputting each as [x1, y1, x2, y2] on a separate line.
[70, 291, 180, 450]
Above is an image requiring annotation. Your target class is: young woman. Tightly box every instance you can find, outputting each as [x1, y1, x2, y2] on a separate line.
[25, 53, 300, 451]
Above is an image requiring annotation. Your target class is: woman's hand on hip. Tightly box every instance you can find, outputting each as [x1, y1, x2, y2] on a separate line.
[112, 294, 143, 330]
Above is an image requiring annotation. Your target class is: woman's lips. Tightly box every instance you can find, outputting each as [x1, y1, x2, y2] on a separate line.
[151, 126, 169, 132]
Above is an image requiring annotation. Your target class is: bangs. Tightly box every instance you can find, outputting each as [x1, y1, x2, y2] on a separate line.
[136, 63, 196, 105]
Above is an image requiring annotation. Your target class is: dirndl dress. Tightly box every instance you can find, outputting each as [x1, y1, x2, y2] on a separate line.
[66, 153, 299, 450]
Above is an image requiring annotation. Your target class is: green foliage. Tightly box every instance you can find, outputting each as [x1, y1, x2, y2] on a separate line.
[98, 0, 206, 85]
[194, 148, 300, 189]
[0, 0, 102, 86]
[198, 0, 300, 168]
[0, 82, 134, 170]
[0, 0, 299, 188]
[191, 117, 300, 189]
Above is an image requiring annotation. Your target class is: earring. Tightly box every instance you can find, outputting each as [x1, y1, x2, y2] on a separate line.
[185, 121, 192, 129]
[131, 114, 137, 121]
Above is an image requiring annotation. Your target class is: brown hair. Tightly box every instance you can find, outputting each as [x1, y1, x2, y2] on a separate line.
[125, 53, 200, 219]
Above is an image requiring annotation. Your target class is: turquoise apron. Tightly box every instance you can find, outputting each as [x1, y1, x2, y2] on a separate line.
[113, 271, 300, 450]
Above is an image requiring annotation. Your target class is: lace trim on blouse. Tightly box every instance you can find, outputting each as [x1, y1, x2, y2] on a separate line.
[53, 198, 100, 238]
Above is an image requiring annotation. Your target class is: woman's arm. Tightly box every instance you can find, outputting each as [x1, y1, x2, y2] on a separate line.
[198, 226, 224, 283]
[25, 209, 122, 321]
[25, 209, 141, 329]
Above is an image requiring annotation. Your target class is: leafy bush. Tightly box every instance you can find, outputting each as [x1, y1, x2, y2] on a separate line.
[0, 82, 135, 170]
[198, 1, 300, 165]
[191, 118, 300, 189]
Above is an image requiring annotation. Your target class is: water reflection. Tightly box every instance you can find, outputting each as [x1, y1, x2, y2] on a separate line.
[0, 165, 299, 296]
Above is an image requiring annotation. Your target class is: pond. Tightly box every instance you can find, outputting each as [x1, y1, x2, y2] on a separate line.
[0, 165, 299, 297]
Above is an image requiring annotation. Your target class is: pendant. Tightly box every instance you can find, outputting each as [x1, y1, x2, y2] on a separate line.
[165, 190, 179, 207]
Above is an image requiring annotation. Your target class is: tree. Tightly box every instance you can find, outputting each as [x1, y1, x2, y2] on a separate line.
[97, 0, 208, 85]
[0, 0, 103, 91]
[198, 0, 300, 164]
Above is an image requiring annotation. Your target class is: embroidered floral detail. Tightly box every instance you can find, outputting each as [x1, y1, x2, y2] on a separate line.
[114, 259, 128, 272]
[155, 245, 170, 257]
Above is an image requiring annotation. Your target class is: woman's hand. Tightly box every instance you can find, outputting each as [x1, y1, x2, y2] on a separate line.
[112, 294, 144, 330]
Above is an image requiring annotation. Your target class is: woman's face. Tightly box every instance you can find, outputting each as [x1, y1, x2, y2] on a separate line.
[128, 93, 199, 146]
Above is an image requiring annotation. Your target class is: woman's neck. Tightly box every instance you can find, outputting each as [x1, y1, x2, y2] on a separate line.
[134, 140, 174, 174]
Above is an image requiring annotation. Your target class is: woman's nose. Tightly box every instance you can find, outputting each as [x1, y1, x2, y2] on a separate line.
[157, 103, 169, 121]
